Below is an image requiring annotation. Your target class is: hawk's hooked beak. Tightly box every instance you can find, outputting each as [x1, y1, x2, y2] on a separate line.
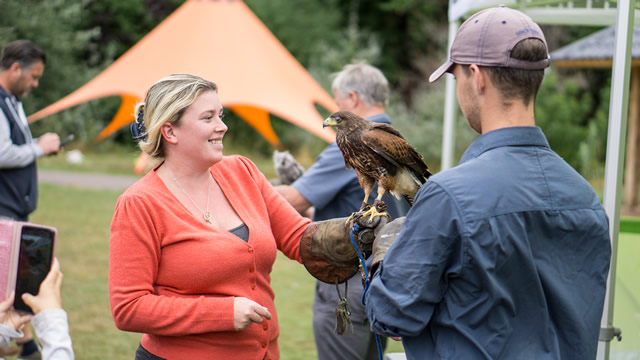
[323, 116, 337, 128]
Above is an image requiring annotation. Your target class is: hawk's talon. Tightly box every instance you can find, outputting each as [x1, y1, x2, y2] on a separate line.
[361, 205, 388, 222]
[347, 203, 373, 226]
[345, 213, 355, 225]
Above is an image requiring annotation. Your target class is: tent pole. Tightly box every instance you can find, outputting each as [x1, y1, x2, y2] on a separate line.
[441, 20, 459, 171]
[598, 1, 634, 359]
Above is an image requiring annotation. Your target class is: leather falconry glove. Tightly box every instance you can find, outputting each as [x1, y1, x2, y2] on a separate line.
[369, 216, 406, 280]
[300, 204, 391, 284]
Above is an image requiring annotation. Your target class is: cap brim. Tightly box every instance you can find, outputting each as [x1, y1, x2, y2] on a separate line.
[429, 60, 454, 83]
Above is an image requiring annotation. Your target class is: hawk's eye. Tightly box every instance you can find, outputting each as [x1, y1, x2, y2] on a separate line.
[336, 117, 341, 123]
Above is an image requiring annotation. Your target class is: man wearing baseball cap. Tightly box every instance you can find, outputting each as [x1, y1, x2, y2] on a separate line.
[362, 6, 611, 359]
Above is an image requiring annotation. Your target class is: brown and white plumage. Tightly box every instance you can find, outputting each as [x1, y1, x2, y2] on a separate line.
[323, 111, 431, 218]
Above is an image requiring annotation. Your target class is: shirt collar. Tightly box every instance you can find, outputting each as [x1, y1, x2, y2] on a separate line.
[0, 86, 19, 105]
[460, 126, 550, 164]
[367, 113, 391, 124]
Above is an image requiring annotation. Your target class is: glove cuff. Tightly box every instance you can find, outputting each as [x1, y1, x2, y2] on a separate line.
[299, 220, 359, 284]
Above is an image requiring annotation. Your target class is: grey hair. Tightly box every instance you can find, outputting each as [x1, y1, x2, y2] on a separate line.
[135, 74, 218, 159]
[331, 62, 389, 107]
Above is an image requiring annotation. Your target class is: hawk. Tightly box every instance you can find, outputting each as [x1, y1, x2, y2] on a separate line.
[323, 111, 431, 219]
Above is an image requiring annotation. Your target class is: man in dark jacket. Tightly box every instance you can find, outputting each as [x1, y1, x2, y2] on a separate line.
[0, 40, 60, 221]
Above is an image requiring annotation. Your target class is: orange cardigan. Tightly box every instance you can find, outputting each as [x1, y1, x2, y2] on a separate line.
[109, 155, 311, 360]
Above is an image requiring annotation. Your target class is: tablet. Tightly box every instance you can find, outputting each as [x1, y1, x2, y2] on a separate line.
[0, 219, 57, 314]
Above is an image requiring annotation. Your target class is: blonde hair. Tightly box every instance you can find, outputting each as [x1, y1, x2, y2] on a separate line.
[135, 74, 218, 159]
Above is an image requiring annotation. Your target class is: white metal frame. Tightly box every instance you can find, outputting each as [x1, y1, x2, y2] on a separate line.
[441, 1, 636, 359]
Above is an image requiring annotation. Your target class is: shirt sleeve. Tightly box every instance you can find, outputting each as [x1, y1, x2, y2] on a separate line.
[365, 181, 464, 337]
[0, 109, 42, 168]
[292, 143, 356, 209]
[237, 156, 311, 263]
[0, 324, 23, 347]
[32, 309, 74, 360]
[108, 193, 236, 336]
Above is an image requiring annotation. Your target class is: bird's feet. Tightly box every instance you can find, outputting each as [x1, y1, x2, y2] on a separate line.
[345, 202, 372, 225]
[361, 201, 388, 221]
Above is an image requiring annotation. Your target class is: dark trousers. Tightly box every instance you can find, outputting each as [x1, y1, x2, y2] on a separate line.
[313, 277, 387, 360]
[135, 343, 165, 360]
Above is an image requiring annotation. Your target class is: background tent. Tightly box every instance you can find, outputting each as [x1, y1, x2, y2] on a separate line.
[440, 1, 639, 359]
[28, 0, 337, 147]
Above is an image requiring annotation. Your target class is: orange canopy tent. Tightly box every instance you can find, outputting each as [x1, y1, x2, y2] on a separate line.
[28, 0, 337, 147]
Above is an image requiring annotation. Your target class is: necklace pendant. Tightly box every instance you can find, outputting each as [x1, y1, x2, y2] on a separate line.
[203, 211, 212, 224]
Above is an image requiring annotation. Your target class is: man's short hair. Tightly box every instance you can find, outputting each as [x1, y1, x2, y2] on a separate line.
[0, 40, 47, 71]
[331, 62, 389, 107]
[483, 39, 547, 106]
[460, 39, 547, 106]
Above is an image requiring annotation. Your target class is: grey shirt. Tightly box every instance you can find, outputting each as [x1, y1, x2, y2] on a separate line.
[0, 96, 43, 168]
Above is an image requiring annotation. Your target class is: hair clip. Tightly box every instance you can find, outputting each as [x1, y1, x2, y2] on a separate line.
[131, 108, 147, 142]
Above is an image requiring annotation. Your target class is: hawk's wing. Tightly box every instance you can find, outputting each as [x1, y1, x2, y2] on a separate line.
[361, 123, 430, 184]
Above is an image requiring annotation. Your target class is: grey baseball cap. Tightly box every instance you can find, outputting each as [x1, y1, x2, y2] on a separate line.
[429, 5, 550, 82]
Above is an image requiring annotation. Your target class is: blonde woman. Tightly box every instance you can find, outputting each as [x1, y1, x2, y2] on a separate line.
[109, 74, 386, 360]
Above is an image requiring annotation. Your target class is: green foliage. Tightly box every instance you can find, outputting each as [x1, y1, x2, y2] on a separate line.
[0, 0, 128, 145]
[0, 0, 101, 143]
[535, 71, 609, 176]
[246, 0, 449, 105]
[387, 81, 480, 172]
[80, 0, 183, 66]
[0, 0, 612, 179]
[0, 0, 95, 111]
[244, 0, 343, 69]
[335, 0, 448, 106]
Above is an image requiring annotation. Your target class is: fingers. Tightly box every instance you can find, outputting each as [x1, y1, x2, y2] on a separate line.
[42, 257, 62, 288]
[0, 292, 15, 312]
[39, 133, 61, 155]
[253, 304, 272, 321]
[233, 297, 271, 331]
[21, 293, 35, 308]
[11, 311, 32, 330]
[21, 258, 63, 314]
[0, 291, 32, 330]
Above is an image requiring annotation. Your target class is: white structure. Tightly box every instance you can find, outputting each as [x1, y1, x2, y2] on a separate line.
[441, 1, 638, 359]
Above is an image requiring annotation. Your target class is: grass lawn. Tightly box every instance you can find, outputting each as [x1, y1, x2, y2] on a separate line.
[609, 222, 640, 358]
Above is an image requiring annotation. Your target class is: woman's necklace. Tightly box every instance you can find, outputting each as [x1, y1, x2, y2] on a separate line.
[168, 169, 213, 224]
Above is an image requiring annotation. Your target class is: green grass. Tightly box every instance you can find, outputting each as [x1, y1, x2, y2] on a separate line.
[609, 230, 640, 356]
[36, 145, 143, 176]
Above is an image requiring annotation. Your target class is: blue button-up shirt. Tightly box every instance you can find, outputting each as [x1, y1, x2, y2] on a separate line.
[365, 126, 611, 360]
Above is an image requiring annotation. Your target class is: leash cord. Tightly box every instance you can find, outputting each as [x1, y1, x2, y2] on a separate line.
[350, 223, 384, 360]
